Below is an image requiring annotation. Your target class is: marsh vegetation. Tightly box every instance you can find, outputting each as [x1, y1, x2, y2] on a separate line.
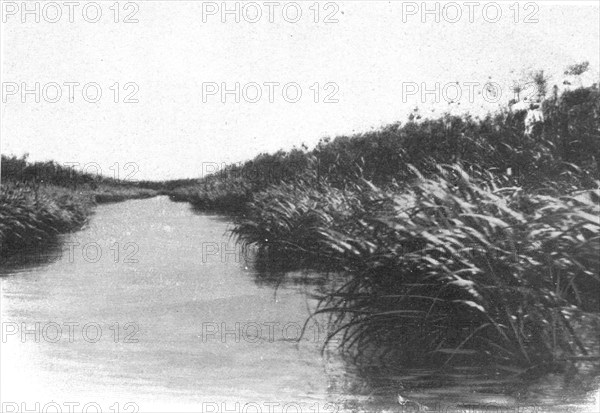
[0, 155, 157, 257]
[169, 79, 600, 373]
[2, 69, 599, 381]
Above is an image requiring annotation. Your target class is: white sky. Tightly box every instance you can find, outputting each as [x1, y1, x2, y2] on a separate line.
[1, 0, 599, 180]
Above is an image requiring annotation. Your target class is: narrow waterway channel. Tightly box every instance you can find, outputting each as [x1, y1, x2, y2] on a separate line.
[1, 196, 598, 412]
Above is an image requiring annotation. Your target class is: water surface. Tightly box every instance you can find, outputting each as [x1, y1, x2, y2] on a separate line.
[1, 197, 598, 412]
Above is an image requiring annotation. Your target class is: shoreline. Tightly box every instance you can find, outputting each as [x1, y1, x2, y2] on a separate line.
[0, 184, 158, 259]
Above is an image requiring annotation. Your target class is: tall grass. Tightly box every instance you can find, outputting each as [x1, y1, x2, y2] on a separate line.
[201, 82, 600, 370]
[233, 165, 599, 369]
[168, 175, 251, 212]
[1, 155, 159, 257]
[0, 184, 93, 256]
[169, 85, 599, 211]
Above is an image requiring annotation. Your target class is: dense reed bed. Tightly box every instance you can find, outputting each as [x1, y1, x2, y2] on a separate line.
[1, 156, 158, 257]
[168, 175, 251, 212]
[168, 85, 599, 210]
[0, 184, 93, 256]
[232, 165, 599, 367]
[176, 80, 600, 370]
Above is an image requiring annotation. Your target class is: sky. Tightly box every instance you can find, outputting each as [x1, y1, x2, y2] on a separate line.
[1, 0, 599, 181]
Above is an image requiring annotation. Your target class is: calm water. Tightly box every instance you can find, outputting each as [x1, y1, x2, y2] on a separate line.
[1, 197, 598, 412]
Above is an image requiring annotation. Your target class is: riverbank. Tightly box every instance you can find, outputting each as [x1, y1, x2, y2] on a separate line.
[0, 184, 91, 257]
[169, 83, 600, 372]
[237, 168, 600, 369]
[2, 81, 598, 374]
[0, 154, 159, 257]
[3, 195, 598, 412]
[0, 183, 158, 258]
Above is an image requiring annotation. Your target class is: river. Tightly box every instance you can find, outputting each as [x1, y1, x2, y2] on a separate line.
[1, 197, 598, 412]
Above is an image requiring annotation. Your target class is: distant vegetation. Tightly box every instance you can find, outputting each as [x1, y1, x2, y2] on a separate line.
[169, 70, 600, 372]
[0, 155, 157, 257]
[170, 84, 599, 208]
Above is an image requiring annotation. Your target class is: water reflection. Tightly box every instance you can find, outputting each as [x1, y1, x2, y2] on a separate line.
[2, 197, 341, 411]
[0, 239, 65, 275]
[242, 234, 600, 412]
[1, 197, 598, 412]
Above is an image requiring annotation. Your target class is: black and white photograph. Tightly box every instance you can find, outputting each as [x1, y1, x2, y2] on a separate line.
[1, 1, 599, 411]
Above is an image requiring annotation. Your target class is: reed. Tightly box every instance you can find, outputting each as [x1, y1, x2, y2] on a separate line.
[170, 85, 599, 212]
[0, 184, 93, 256]
[0, 156, 159, 257]
[224, 83, 600, 370]
[233, 165, 599, 369]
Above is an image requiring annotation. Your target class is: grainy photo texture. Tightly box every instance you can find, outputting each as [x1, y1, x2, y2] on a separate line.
[1, 1, 599, 412]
